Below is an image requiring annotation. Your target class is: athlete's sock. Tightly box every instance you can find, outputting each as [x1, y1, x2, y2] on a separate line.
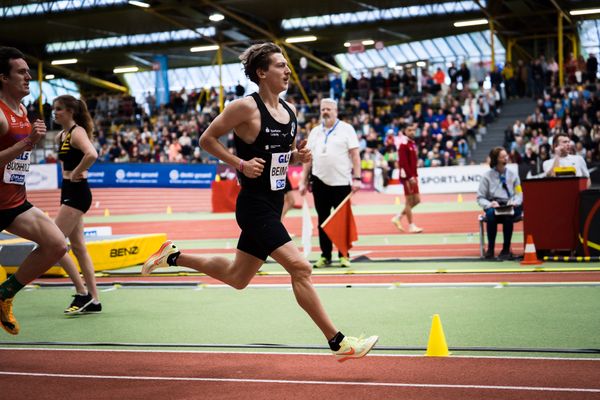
[0, 275, 25, 300]
[328, 331, 345, 351]
[167, 251, 181, 266]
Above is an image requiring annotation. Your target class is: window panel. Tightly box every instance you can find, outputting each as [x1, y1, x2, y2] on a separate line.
[444, 35, 469, 57]
[456, 34, 481, 55]
[422, 40, 442, 58]
[408, 42, 429, 59]
[398, 43, 418, 61]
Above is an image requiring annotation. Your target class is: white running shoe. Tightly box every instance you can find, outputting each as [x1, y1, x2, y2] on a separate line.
[333, 335, 379, 362]
[408, 224, 423, 233]
[391, 216, 404, 232]
[142, 240, 180, 276]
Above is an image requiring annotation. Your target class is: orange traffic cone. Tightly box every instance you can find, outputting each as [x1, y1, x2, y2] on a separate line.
[521, 235, 543, 265]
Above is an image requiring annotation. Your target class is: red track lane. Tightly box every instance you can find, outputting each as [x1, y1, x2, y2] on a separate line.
[100, 211, 522, 241]
[33, 272, 600, 286]
[158, 243, 525, 258]
[1, 349, 598, 400]
[27, 189, 477, 217]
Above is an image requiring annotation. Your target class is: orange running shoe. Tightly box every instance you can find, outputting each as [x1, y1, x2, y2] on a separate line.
[0, 297, 19, 335]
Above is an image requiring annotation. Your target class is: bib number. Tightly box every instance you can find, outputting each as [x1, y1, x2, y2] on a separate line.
[3, 151, 31, 185]
[270, 152, 290, 191]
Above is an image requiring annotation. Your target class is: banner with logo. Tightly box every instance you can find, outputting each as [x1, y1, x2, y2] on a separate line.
[384, 164, 518, 194]
[27, 164, 60, 190]
[153, 55, 169, 106]
[86, 163, 217, 188]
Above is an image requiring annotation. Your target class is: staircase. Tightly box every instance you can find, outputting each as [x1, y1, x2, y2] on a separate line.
[471, 98, 534, 163]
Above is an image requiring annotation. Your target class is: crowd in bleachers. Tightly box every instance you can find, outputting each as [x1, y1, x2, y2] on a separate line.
[34, 52, 599, 180]
[51, 62, 506, 169]
[501, 53, 599, 180]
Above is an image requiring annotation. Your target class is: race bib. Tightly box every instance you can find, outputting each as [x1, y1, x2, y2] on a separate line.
[270, 151, 290, 191]
[3, 151, 31, 185]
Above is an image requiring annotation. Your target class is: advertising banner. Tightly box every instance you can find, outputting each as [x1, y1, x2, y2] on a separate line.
[87, 163, 217, 188]
[384, 164, 518, 194]
[27, 164, 60, 190]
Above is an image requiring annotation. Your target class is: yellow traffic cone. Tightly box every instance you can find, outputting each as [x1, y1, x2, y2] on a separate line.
[425, 314, 450, 357]
[457, 194, 463, 203]
[0, 266, 6, 282]
[395, 196, 401, 205]
[166, 206, 173, 214]
[104, 208, 110, 217]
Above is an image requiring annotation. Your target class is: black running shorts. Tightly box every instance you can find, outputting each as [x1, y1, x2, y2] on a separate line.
[235, 188, 291, 261]
[0, 200, 33, 232]
[60, 179, 92, 213]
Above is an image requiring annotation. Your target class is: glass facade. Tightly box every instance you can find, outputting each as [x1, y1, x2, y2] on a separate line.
[335, 30, 505, 74]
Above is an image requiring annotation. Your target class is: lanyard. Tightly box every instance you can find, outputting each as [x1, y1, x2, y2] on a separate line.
[498, 171, 511, 198]
[322, 119, 340, 145]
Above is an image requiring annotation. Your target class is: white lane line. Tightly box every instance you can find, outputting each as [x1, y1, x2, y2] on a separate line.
[0, 371, 598, 393]
[1, 347, 600, 361]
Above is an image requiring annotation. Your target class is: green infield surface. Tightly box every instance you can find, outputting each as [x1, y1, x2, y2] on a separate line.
[3, 285, 600, 358]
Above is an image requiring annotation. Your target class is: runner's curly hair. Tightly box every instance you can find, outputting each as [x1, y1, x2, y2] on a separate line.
[239, 42, 282, 84]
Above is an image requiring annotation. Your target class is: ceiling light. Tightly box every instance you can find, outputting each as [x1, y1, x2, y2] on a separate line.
[285, 35, 317, 44]
[416, 61, 427, 67]
[209, 13, 224, 22]
[45, 74, 55, 80]
[51, 58, 77, 65]
[113, 66, 139, 74]
[453, 18, 488, 27]
[128, 1, 150, 8]
[362, 39, 375, 46]
[344, 42, 351, 48]
[190, 45, 219, 52]
[569, 8, 600, 16]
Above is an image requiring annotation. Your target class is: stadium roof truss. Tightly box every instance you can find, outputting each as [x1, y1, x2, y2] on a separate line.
[281, 1, 486, 30]
[0, 0, 129, 18]
[46, 27, 216, 53]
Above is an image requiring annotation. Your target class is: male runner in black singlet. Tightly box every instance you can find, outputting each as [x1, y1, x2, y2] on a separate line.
[143, 42, 378, 362]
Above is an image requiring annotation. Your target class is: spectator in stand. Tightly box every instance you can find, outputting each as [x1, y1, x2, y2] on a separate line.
[516, 60, 527, 97]
[586, 54, 598, 83]
[502, 62, 516, 98]
[331, 73, 343, 100]
[458, 63, 471, 88]
[473, 61, 487, 87]
[543, 132, 591, 187]
[447, 62, 458, 89]
[358, 73, 370, 100]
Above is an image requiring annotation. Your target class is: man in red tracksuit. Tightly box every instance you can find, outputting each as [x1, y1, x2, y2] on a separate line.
[391, 124, 423, 233]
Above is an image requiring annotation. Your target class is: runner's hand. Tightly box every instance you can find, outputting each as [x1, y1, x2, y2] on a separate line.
[28, 119, 46, 145]
[296, 140, 311, 163]
[242, 157, 265, 178]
